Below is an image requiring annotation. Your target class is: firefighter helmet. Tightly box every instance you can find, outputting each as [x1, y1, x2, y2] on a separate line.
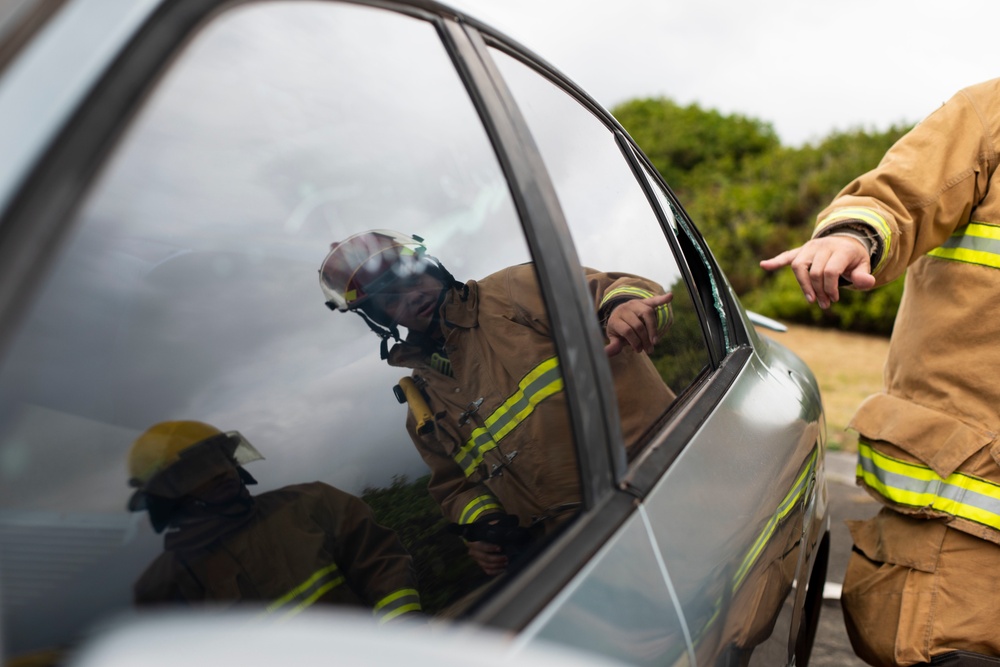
[126, 420, 263, 501]
[319, 230, 433, 312]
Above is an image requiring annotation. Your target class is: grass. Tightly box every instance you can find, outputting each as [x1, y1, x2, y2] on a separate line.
[758, 324, 890, 452]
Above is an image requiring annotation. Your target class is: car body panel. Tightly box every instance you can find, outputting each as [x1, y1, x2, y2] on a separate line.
[517, 507, 694, 667]
[514, 343, 826, 666]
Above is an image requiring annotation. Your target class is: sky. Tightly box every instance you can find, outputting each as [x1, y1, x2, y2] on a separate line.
[446, 0, 999, 146]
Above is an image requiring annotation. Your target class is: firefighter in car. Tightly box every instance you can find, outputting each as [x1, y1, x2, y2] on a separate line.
[128, 420, 422, 623]
[318, 230, 675, 574]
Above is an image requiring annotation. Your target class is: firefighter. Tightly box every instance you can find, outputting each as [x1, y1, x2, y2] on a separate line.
[761, 78, 1000, 665]
[319, 230, 675, 575]
[128, 420, 422, 623]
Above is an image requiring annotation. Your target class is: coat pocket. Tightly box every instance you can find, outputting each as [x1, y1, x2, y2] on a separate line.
[849, 393, 995, 479]
[848, 509, 947, 573]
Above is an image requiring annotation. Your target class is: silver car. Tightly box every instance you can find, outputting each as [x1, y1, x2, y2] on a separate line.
[0, 1, 829, 665]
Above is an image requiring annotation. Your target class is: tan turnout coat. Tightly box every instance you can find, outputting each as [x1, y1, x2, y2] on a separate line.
[388, 264, 674, 532]
[814, 78, 1000, 664]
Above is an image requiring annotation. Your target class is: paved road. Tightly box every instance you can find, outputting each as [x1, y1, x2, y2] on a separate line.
[809, 450, 879, 667]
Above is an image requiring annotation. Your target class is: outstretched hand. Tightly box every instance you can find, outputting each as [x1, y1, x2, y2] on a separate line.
[759, 236, 876, 309]
[605, 292, 673, 357]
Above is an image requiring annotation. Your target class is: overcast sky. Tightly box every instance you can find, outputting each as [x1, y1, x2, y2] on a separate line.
[447, 0, 999, 146]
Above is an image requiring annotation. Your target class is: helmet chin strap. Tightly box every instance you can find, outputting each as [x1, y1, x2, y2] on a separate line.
[354, 307, 401, 359]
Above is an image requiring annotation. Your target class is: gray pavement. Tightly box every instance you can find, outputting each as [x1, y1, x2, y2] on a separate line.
[810, 450, 879, 667]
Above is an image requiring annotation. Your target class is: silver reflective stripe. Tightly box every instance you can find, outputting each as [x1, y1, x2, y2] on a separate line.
[927, 222, 1000, 269]
[857, 440, 1000, 530]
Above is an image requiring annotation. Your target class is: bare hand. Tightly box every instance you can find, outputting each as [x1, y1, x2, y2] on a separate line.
[466, 540, 508, 576]
[759, 236, 875, 309]
[605, 292, 673, 357]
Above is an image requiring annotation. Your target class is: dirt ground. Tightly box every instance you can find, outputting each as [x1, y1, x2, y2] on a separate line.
[758, 324, 890, 452]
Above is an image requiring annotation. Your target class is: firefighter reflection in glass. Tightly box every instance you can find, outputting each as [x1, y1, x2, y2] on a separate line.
[319, 230, 674, 575]
[127, 420, 422, 623]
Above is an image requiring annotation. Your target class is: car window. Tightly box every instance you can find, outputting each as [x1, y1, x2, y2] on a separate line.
[0, 3, 586, 661]
[488, 47, 713, 454]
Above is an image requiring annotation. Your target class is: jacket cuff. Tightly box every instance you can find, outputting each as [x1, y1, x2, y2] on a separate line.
[815, 208, 890, 274]
[598, 287, 672, 335]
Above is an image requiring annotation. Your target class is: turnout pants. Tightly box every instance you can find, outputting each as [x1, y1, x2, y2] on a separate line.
[842, 508, 1000, 666]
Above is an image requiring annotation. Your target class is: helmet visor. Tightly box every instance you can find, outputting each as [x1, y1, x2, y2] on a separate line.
[319, 230, 432, 310]
[136, 431, 263, 502]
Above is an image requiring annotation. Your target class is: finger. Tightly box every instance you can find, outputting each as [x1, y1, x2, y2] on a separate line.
[618, 304, 657, 352]
[467, 542, 507, 563]
[760, 248, 802, 271]
[822, 251, 861, 303]
[788, 250, 818, 304]
[604, 338, 623, 357]
[468, 547, 507, 575]
[807, 247, 835, 308]
[644, 292, 673, 308]
[611, 312, 644, 352]
[849, 264, 876, 290]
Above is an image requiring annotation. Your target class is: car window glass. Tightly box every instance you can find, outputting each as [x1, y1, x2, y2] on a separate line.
[638, 161, 734, 353]
[489, 48, 712, 451]
[0, 3, 584, 661]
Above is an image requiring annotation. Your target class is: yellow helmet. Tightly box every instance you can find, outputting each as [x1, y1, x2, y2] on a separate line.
[127, 420, 263, 495]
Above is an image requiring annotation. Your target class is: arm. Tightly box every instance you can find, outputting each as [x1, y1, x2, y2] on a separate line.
[318, 485, 423, 623]
[493, 264, 673, 355]
[405, 411, 510, 575]
[761, 80, 1000, 307]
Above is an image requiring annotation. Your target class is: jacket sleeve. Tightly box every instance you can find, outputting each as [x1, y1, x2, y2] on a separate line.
[405, 410, 504, 527]
[498, 264, 673, 338]
[318, 484, 423, 623]
[813, 79, 1000, 286]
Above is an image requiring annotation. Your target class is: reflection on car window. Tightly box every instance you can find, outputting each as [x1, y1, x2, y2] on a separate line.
[127, 420, 423, 622]
[489, 48, 712, 451]
[0, 3, 583, 662]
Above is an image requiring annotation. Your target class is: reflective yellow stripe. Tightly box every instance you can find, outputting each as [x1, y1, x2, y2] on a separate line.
[267, 563, 344, 618]
[458, 493, 503, 524]
[818, 207, 893, 273]
[599, 286, 670, 331]
[927, 222, 1000, 269]
[600, 285, 655, 307]
[689, 448, 819, 650]
[373, 588, 422, 624]
[732, 449, 817, 590]
[857, 440, 1000, 530]
[452, 357, 563, 477]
